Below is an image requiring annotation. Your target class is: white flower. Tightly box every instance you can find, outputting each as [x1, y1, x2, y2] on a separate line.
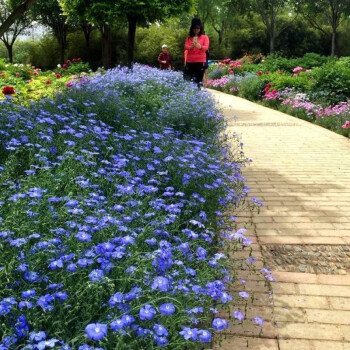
[57, 64, 61, 68]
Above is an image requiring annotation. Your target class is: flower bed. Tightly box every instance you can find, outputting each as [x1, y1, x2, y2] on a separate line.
[0, 58, 90, 104]
[207, 54, 350, 138]
[0, 65, 256, 349]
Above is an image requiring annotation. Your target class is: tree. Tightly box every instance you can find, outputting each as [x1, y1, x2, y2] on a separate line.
[208, 0, 235, 45]
[61, 0, 195, 67]
[32, 0, 69, 64]
[297, 0, 350, 57]
[232, 0, 298, 54]
[119, 0, 196, 66]
[60, 0, 119, 69]
[195, 0, 212, 31]
[0, 0, 37, 37]
[0, 0, 32, 62]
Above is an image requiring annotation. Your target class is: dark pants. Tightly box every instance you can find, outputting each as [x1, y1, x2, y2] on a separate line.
[184, 62, 205, 85]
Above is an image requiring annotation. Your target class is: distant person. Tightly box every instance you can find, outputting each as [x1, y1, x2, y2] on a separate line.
[183, 18, 209, 88]
[157, 44, 173, 70]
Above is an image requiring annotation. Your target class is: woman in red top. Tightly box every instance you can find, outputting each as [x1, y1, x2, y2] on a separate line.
[184, 18, 209, 87]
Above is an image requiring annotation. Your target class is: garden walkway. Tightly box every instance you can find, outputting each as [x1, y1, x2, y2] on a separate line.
[211, 90, 350, 350]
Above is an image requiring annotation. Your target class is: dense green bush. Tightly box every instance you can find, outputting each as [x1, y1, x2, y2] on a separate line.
[263, 72, 313, 92]
[311, 60, 350, 103]
[239, 76, 265, 101]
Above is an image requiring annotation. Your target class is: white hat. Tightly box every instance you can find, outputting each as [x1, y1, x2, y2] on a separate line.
[162, 44, 168, 48]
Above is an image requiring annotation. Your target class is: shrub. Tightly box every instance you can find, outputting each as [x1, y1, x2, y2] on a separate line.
[311, 60, 350, 103]
[239, 76, 265, 101]
[0, 58, 6, 70]
[207, 66, 228, 79]
[263, 72, 313, 92]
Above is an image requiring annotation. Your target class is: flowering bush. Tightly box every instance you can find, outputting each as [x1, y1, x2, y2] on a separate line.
[205, 53, 350, 138]
[0, 60, 89, 104]
[0, 65, 258, 349]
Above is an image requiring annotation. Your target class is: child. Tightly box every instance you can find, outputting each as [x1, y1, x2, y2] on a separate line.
[157, 44, 173, 70]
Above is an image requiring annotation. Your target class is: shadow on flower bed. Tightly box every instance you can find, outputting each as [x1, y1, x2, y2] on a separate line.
[0, 65, 258, 349]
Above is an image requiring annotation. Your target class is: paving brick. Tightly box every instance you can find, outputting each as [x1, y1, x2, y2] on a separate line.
[329, 297, 350, 311]
[259, 236, 304, 244]
[224, 321, 276, 338]
[278, 339, 312, 350]
[309, 340, 350, 350]
[274, 307, 305, 322]
[317, 275, 350, 286]
[273, 294, 329, 309]
[214, 335, 279, 350]
[298, 284, 350, 297]
[271, 282, 298, 295]
[279, 339, 350, 350]
[277, 323, 350, 341]
[306, 309, 350, 325]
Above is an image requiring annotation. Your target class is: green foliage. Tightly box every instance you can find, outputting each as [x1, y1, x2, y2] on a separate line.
[315, 115, 350, 138]
[0, 57, 6, 69]
[311, 59, 350, 103]
[255, 53, 331, 72]
[263, 71, 313, 91]
[135, 24, 187, 69]
[238, 76, 265, 101]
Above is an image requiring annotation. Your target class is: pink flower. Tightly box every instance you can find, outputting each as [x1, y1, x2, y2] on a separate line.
[66, 81, 73, 87]
[342, 120, 350, 129]
[293, 66, 303, 74]
[45, 80, 51, 84]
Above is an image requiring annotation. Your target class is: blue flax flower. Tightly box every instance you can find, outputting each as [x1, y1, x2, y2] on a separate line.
[85, 323, 107, 341]
[159, 303, 175, 316]
[139, 304, 156, 320]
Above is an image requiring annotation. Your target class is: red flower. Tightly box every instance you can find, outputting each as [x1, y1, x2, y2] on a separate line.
[15, 72, 20, 77]
[0, 73, 5, 78]
[264, 83, 272, 93]
[45, 80, 52, 84]
[256, 71, 263, 76]
[2, 86, 15, 95]
[56, 73, 61, 79]
[342, 120, 350, 129]
[62, 64, 68, 69]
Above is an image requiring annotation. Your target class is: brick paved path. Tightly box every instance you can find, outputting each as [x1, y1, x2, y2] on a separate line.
[211, 91, 350, 350]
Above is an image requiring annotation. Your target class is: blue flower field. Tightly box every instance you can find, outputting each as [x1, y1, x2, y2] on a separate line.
[0, 66, 252, 349]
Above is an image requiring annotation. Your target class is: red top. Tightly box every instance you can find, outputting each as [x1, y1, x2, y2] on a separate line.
[157, 52, 172, 70]
[184, 35, 209, 63]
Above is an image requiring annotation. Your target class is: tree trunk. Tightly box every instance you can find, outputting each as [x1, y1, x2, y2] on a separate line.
[82, 24, 92, 63]
[269, 34, 275, 54]
[127, 14, 137, 67]
[101, 23, 112, 69]
[218, 30, 223, 45]
[0, 0, 38, 37]
[331, 28, 336, 58]
[7, 44, 13, 63]
[59, 36, 65, 65]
